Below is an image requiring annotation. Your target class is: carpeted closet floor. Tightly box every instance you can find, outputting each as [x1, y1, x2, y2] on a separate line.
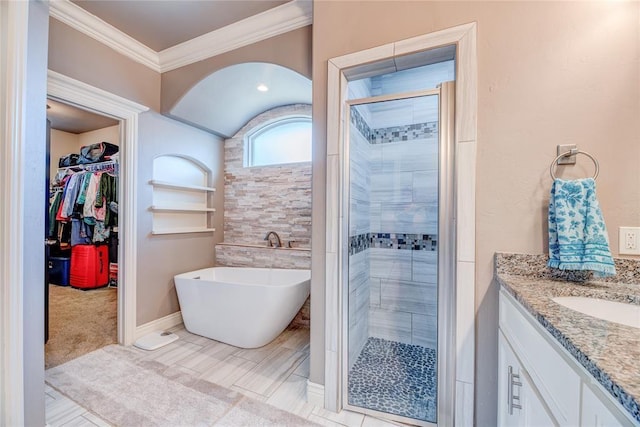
[45, 284, 117, 369]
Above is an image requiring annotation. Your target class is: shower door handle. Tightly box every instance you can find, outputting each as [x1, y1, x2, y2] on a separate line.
[507, 365, 522, 415]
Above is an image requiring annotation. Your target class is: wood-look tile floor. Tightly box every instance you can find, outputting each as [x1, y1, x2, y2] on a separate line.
[46, 324, 405, 427]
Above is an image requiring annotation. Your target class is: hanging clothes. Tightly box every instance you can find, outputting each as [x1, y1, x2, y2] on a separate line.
[83, 172, 102, 225]
[48, 191, 63, 238]
[96, 173, 118, 227]
[49, 162, 119, 252]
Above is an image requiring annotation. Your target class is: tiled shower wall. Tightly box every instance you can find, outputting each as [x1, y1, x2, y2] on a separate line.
[348, 120, 371, 367]
[220, 104, 312, 266]
[349, 103, 439, 354]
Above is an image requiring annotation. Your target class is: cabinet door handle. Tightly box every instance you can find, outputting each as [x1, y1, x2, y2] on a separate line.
[508, 365, 523, 415]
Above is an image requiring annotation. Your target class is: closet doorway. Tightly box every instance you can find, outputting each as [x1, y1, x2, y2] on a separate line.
[45, 99, 121, 369]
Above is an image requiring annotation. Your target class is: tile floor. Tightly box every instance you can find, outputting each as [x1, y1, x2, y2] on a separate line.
[348, 338, 436, 423]
[45, 325, 407, 427]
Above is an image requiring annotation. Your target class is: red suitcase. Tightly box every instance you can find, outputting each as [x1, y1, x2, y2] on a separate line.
[70, 245, 109, 289]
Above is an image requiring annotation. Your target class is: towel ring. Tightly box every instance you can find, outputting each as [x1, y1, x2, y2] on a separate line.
[549, 150, 599, 180]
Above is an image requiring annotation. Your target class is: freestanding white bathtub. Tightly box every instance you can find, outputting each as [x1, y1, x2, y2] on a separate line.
[174, 267, 310, 348]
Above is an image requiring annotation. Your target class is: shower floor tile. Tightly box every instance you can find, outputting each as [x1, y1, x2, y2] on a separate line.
[348, 337, 437, 423]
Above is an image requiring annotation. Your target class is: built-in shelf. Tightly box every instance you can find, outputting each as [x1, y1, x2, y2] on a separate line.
[151, 227, 216, 235]
[149, 179, 216, 192]
[150, 156, 215, 235]
[150, 205, 216, 213]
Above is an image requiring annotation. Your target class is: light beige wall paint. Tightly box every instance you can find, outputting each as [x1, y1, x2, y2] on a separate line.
[311, 2, 640, 425]
[50, 129, 78, 179]
[136, 111, 224, 325]
[161, 26, 312, 113]
[77, 125, 120, 147]
[48, 18, 160, 111]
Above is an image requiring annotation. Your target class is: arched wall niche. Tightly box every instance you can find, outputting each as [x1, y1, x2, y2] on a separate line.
[150, 154, 216, 235]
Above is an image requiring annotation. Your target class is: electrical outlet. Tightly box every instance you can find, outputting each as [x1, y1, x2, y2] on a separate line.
[619, 227, 640, 255]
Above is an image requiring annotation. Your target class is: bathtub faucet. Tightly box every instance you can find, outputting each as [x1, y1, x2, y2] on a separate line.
[264, 231, 282, 248]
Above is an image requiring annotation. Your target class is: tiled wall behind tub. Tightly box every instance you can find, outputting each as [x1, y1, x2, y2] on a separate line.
[221, 104, 312, 253]
[218, 104, 312, 327]
[350, 100, 439, 349]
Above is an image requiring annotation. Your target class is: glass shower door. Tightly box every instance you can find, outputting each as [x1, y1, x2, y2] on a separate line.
[344, 84, 454, 426]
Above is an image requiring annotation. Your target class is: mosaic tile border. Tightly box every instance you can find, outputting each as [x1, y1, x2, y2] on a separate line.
[350, 107, 372, 141]
[349, 233, 437, 255]
[350, 107, 437, 145]
[371, 122, 438, 145]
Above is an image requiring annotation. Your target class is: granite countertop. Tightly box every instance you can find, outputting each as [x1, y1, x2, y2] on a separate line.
[495, 253, 640, 424]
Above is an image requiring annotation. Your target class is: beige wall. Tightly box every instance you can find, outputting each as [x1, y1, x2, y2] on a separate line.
[48, 18, 161, 111]
[50, 129, 79, 179]
[311, 1, 640, 425]
[160, 26, 312, 113]
[77, 125, 119, 147]
[136, 111, 224, 325]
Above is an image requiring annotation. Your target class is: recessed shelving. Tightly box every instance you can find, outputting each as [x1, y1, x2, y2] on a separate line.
[150, 205, 216, 213]
[149, 156, 216, 235]
[151, 227, 216, 235]
[148, 179, 216, 192]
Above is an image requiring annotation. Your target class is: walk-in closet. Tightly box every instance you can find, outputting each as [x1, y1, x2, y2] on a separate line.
[45, 99, 121, 369]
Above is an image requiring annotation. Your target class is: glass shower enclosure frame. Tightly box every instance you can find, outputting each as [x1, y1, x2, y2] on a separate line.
[340, 82, 456, 426]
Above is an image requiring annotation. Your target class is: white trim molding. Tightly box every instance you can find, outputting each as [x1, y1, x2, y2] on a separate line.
[0, 2, 29, 424]
[324, 22, 477, 424]
[158, 0, 312, 73]
[135, 311, 183, 340]
[48, 0, 313, 74]
[47, 70, 149, 346]
[307, 381, 325, 407]
[49, 0, 160, 72]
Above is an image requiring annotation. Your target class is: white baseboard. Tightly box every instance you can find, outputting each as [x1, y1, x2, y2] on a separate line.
[135, 311, 183, 340]
[307, 380, 325, 407]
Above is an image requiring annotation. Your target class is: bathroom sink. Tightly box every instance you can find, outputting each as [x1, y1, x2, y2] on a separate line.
[552, 296, 640, 328]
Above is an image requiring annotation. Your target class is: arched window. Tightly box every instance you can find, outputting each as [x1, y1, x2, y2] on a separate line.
[244, 115, 312, 167]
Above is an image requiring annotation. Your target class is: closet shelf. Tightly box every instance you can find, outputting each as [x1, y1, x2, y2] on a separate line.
[151, 227, 216, 235]
[150, 205, 216, 213]
[148, 179, 216, 192]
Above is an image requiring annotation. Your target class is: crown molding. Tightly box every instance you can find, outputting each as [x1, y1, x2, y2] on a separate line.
[158, 0, 312, 73]
[49, 0, 313, 74]
[49, 0, 161, 72]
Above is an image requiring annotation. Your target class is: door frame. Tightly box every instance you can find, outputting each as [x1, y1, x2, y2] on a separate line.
[0, 1, 31, 423]
[340, 85, 455, 427]
[323, 22, 477, 425]
[47, 70, 148, 346]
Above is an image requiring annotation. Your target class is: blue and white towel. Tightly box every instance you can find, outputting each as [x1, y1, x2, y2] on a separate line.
[548, 178, 616, 277]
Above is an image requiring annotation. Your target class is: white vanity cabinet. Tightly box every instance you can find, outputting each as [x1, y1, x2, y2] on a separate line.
[582, 383, 632, 427]
[499, 289, 638, 427]
[498, 331, 557, 426]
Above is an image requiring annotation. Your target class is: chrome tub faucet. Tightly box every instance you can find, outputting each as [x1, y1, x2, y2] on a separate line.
[264, 231, 282, 248]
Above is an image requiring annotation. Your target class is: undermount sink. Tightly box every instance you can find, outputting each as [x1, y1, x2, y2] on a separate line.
[552, 296, 640, 329]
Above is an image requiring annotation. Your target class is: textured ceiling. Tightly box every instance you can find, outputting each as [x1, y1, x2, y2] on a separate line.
[71, 0, 289, 51]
